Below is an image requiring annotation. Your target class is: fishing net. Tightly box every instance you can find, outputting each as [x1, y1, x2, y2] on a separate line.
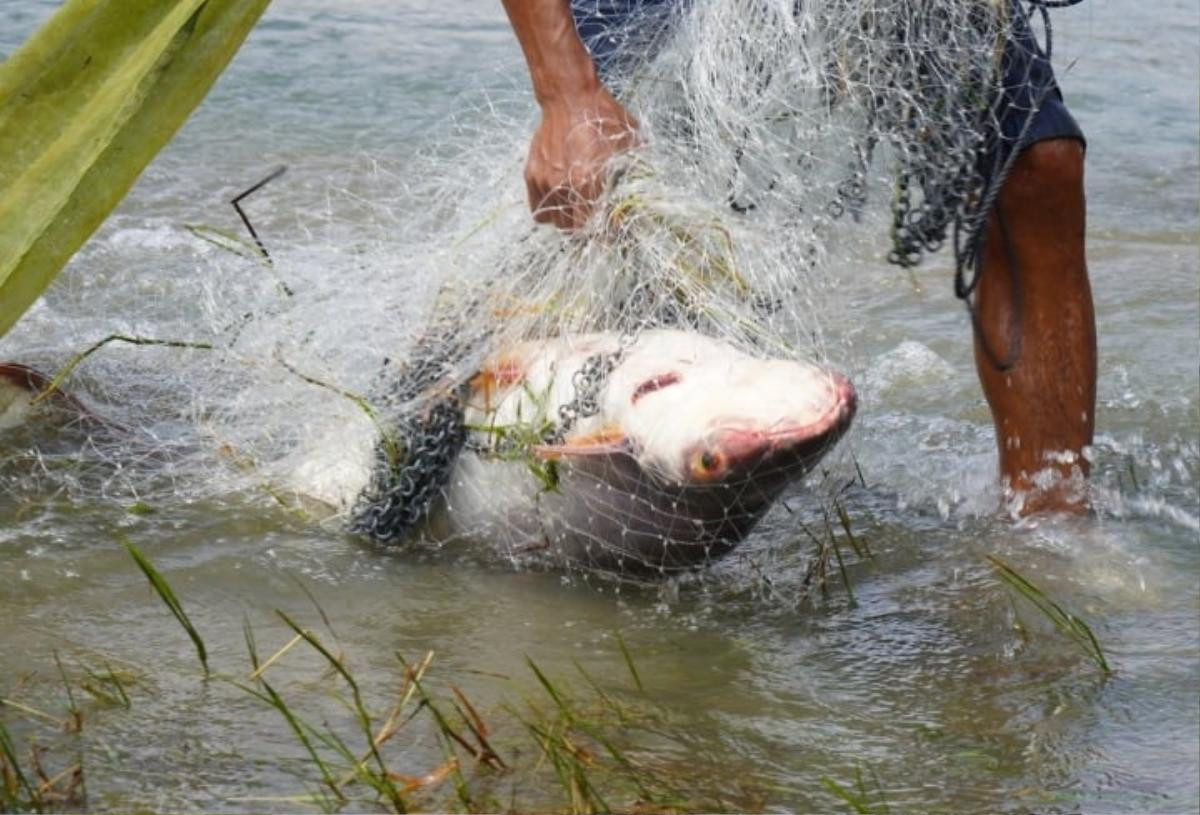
[3, 0, 1081, 579]
[347, 0, 1070, 574]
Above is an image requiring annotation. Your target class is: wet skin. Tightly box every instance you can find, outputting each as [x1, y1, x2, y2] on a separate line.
[975, 138, 1096, 513]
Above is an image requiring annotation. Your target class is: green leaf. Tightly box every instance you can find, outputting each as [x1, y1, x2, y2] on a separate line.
[0, 0, 272, 339]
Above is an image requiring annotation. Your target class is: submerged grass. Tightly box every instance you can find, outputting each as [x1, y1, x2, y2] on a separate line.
[79, 662, 131, 710]
[274, 610, 409, 812]
[986, 555, 1111, 675]
[820, 763, 891, 815]
[226, 605, 754, 813]
[784, 483, 875, 607]
[12, 484, 1115, 813]
[614, 631, 644, 694]
[50, 653, 80, 734]
[241, 678, 345, 809]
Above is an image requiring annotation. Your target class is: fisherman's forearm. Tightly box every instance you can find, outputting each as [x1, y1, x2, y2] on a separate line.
[501, 0, 600, 106]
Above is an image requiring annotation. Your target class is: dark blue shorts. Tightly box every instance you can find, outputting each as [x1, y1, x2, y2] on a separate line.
[569, 1, 1084, 156]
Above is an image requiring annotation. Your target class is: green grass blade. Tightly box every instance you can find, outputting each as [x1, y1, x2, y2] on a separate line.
[986, 555, 1111, 674]
[243, 616, 260, 674]
[52, 650, 80, 725]
[0, 0, 272, 339]
[613, 632, 644, 694]
[526, 657, 573, 719]
[820, 776, 870, 814]
[81, 661, 131, 709]
[275, 611, 356, 694]
[240, 679, 344, 802]
[184, 223, 269, 262]
[852, 454, 868, 489]
[122, 536, 209, 676]
[570, 660, 623, 723]
[0, 722, 37, 808]
[820, 763, 890, 814]
[100, 661, 131, 709]
[819, 505, 858, 605]
[829, 534, 856, 607]
[834, 498, 871, 559]
[31, 334, 212, 405]
[288, 577, 338, 639]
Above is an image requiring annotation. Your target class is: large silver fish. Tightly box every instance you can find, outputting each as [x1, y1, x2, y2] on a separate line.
[302, 330, 856, 575]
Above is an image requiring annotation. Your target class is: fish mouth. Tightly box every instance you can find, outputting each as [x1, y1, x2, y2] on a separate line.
[687, 373, 857, 484]
[758, 373, 857, 460]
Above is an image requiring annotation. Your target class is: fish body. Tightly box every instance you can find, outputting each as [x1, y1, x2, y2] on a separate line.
[416, 329, 856, 574]
[0, 363, 94, 431]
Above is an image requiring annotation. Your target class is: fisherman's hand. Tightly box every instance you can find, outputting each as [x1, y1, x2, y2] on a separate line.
[525, 87, 639, 230]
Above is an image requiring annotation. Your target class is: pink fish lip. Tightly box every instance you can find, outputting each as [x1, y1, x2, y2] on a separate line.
[695, 373, 857, 480]
[763, 373, 857, 447]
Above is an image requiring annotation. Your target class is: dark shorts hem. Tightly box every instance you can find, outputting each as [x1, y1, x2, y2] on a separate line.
[995, 4, 1085, 159]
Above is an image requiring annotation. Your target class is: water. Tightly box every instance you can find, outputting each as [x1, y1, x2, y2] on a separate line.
[1, 1, 1197, 812]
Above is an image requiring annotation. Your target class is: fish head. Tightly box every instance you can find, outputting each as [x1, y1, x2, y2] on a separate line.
[604, 334, 856, 492]
[472, 331, 857, 572]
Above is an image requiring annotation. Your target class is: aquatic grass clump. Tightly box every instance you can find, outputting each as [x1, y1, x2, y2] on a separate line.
[820, 763, 891, 815]
[0, 721, 84, 814]
[517, 658, 649, 815]
[240, 631, 482, 812]
[790, 486, 874, 606]
[0, 661, 92, 812]
[229, 599, 761, 813]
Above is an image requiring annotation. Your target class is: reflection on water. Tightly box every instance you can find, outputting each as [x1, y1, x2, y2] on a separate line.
[1, 0, 1197, 812]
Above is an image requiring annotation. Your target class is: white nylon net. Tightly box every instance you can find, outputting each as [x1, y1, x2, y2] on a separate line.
[2, 1, 1063, 579]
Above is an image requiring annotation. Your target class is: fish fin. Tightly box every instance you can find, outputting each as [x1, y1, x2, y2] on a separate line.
[532, 425, 630, 460]
[0, 362, 54, 393]
[468, 357, 526, 412]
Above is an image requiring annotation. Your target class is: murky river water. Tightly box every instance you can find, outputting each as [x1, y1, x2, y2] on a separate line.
[1, 1, 1197, 812]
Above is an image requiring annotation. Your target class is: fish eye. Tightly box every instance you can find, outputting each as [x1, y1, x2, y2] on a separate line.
[690, 448, 726, 481]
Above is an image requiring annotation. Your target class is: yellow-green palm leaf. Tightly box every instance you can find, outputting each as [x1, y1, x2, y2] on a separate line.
[0, 0, 271, 339]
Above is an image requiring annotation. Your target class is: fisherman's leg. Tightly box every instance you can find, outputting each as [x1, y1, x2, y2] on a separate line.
[974, 138, 1097, 513]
